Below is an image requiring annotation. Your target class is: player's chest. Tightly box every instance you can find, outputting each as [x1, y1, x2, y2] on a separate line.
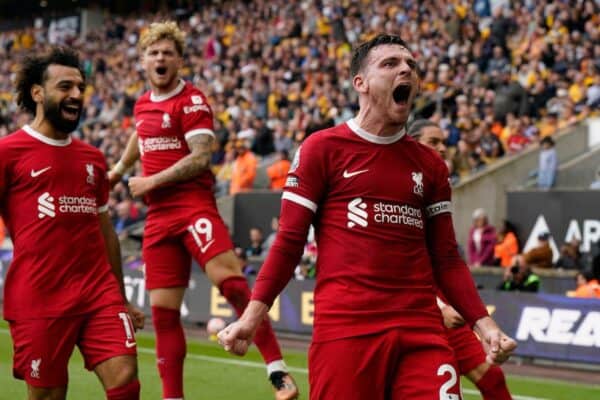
[135, 104, 181, 138]
[12, 153, 101, 196]
[329, 149, 428, 204]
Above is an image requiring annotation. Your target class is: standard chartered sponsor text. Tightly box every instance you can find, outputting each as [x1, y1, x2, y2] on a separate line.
[373, 202, 423, 229]
[58, 196, 97, 214]
[142, 137, 182, 152]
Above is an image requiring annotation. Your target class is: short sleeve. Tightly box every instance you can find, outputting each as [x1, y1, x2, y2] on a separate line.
[179, 92, 215, 141]
[281, 134, 328, 213]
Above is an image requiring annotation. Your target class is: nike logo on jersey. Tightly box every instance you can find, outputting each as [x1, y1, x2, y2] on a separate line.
[125, 340, 136, 348]
[343, 169, 369, 178]
[135, 120, 144, 128]
[31, 167, 51, 177]
[199, 239, 215, 254]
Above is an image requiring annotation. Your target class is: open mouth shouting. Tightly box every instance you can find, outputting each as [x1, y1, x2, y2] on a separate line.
[155, 66, 168, 77]
[61, 101, 82, 120]
[393, 83, 412, 105]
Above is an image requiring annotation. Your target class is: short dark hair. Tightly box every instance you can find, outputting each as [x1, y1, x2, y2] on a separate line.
[407, 119, 439, 139]
[350, 34, 410, 77]
[14, 46, 84, 115]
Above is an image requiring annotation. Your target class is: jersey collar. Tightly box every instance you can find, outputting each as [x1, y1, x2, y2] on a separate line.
[23, 124, 72, 146]
[346, 118, 405, 144]
[150, 79, 186, 102]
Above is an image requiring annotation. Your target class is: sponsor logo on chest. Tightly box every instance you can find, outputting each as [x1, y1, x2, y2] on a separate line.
[37, 192, 98, 219]
[346, 197, 424, 229]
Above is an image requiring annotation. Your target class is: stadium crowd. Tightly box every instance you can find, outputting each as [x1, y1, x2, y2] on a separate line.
[0, 0, 599, 231]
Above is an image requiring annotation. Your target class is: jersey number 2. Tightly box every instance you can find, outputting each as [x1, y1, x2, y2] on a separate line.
[437, 364, 460, 400]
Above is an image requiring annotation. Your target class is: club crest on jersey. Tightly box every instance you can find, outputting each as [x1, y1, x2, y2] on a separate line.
[191, 95, 203, 104]
[289, 146, 301, 173]
[412, 171, 424, 196]
[86, 163, 95, 185]
[30, 358, 41, 379]
[161, 113, 172, 129]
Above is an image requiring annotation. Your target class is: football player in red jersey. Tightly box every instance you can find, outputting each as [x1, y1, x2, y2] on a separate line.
[408, 119, 513, 400]
[219, 34, 517, 399]
[108, 22, 297, 400]
[0, 47, 143, 400]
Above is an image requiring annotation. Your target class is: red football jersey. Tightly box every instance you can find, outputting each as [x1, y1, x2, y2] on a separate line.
[0, 126, 123, 320]
[281, 119, 454, 341]
[134, 80, 216, 215]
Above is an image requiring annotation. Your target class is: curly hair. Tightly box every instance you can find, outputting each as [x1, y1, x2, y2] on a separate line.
[138, 21, 185, 56]
[14, 46, 83, 115]
[350, 34, 411, 77]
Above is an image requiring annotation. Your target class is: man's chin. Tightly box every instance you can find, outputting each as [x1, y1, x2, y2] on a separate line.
[150, 75, 176, 89]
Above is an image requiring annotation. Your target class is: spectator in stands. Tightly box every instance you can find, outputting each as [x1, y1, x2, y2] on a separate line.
[555, 238, 583, 270]
[494, 220, 519, 268]
[245, 227, 264, 258]
[112, 199, 137, 237]
[262, 216, 279, 254]
[569, 271, 600, 299]
[537, 136, 558, 189]
[234, 247, 256, 277]
[467, 151, 486, 174]
[479, 126, 505, 159]
[522, 232, 554, 269]
[497, 264, 540, 293]
[589, 166, 600, 190]
[467, 208, 497, 268]
[229, 139, 257, 195]
[215, 144, 235, 197]
[266, 150, 291, 190]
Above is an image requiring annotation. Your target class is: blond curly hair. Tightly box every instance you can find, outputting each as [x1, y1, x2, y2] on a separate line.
[138, 21, 185, 56]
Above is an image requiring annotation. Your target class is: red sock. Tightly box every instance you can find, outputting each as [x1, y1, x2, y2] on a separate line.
[219, 276, 283, 363]
[152, 306, 186, 399]
[106, 379, 140, 400]
[475, 365, 512, 400]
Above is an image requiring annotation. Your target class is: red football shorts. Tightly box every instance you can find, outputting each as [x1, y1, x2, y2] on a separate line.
[143, 208, 234, 290]
[447, 324, 487, 374]
[308, 328, 462, 400]
[9, 304, 137, 388]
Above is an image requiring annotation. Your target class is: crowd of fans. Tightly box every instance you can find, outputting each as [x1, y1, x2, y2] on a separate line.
[0, 0, 599, 245]
[466, 207, 600, 297]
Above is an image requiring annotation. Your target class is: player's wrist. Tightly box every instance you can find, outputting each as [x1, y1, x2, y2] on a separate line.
[113, 160, 131, 175]
[473, 316, 498, 335]
[240, 300, 269, 327]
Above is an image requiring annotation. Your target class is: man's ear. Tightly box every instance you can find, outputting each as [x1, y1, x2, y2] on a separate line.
[352, 73, 368, 94]
[30, 84, 44, 104]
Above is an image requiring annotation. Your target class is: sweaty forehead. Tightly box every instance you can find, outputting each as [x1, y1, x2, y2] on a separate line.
[367, 44, 414, 63]
[45, 64, 83, 85]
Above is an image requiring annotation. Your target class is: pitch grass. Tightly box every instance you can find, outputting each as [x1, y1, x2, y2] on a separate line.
[0, 322, 598, 399]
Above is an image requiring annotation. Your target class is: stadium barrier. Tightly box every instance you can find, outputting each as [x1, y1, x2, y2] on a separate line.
[0, 259, 597, 364]
[123, 268, 600, 365]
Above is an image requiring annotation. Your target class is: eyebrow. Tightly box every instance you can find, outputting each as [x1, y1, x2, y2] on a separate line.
[377, 54, 417, 65]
